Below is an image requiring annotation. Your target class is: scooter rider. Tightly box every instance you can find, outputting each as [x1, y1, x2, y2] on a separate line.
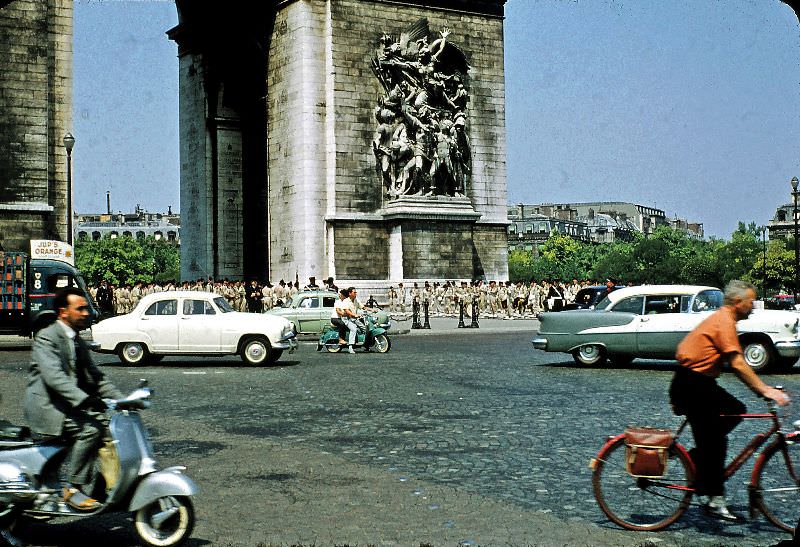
[331, 289, 354, 349]
[336, 288, 359, 354]
[24, 287, 124, 511]
[349, 287, 377, 352]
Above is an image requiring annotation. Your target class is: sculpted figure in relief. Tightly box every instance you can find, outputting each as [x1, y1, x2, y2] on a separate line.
[371, 19, 471, 199]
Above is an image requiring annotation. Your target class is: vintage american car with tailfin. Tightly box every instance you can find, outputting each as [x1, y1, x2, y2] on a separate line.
[92, 291, 297, 365]
[532, 285, 800, 373]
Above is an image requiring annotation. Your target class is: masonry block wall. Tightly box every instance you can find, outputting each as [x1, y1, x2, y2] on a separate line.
[0, 0, 72, 250]
[268, 0, 508, 282]
[267, 0, 330, 283]
[328, 0, 508, 224]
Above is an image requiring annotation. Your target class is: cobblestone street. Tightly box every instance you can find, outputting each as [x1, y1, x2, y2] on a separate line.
[1, 321, 798, 546]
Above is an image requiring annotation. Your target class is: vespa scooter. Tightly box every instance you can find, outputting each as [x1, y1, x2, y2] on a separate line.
[0, 381, 197, 547]
[317, 313, 391, 353]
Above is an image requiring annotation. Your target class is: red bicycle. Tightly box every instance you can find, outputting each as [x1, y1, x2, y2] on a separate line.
[590, 396, 799, 532]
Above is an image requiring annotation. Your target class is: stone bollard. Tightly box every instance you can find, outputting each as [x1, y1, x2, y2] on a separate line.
[458, 300, 467, 328]
[422, 300, 431, 329]
[470, 299, 480, 328]
[412, 300, 422, 329]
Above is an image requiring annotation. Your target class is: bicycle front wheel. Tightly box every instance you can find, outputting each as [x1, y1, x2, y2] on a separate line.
[592, 437, 694, 531]
[755, 437, 800, 533]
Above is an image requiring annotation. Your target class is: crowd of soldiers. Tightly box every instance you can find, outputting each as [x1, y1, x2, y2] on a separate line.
[88, 276, 337, 316]
[386, 279, 609, 318]
[90, 276, 614, 320]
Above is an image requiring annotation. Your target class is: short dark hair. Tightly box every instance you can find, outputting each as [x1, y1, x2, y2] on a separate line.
[346, 286, 356, 295]
[53, 287, 85, 312]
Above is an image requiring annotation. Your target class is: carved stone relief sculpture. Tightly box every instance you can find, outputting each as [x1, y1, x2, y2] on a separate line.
[371, 18, 471, 199]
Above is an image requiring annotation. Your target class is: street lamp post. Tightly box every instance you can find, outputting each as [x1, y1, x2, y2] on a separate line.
[761, 225, 767, 298]
[63, 132, 75, 245]
[792, 177, 799, 303]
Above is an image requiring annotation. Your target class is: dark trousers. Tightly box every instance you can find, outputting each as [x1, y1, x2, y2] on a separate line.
[669, 367, 745, 496]
[61, 413, 105, 488]
[331, 318, 346, 341]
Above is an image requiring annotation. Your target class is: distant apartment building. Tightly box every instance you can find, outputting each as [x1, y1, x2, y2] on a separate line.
[507, 201, 703, 253]
[75, 205, 181, 243]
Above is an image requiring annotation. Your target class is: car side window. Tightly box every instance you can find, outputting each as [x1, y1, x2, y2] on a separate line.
[298, 297, 318, 309]
[322, 296, 336, 308]
[693, 290, 724, 312]
[145, 300, 177, 316]
[183, 299, 215, 315]
[644, 295, 682, 314]
[611, 296, 644, 314]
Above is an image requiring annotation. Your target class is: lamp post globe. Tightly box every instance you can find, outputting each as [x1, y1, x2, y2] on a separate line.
[63, 133, 75, 245]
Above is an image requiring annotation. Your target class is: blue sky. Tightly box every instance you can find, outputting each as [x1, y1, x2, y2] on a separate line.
[72, 0, 800, 238]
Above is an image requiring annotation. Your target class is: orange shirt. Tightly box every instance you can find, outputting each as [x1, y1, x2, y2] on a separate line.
[675, 306, 742, 378]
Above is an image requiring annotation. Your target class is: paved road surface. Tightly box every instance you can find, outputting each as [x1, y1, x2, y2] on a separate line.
[0, 323, 797, 546]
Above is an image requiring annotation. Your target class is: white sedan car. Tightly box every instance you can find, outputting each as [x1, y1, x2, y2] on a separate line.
[92, 291, 297, 365]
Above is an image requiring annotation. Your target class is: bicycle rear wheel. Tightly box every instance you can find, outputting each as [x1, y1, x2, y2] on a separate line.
[754, 436, 800, 533]
[592, 437, 694, 531]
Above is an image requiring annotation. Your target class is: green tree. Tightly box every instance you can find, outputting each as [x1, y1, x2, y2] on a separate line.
[75, 236, 180, 286]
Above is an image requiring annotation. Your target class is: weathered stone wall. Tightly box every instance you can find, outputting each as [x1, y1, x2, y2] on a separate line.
[400, 220, 474, 280]
[267, 0, 329, 283]
[0, 0, 72, 250]
[473, 224, 509, 280]
[327, 0, 508, 224]
[178, 52, 213, 281]
[331, 221, 388, 279]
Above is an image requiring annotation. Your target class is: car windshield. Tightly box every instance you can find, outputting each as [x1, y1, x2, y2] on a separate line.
[213, 297, 234, 313]
[595, 295, 612, 310]
[692, 289, 723, 312]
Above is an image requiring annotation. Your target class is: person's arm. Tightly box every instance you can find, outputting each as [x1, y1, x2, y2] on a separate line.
[729, 352, 790, 405]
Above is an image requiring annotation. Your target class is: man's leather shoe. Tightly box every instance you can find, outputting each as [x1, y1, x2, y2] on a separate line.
[62, 487, 101, 511]
[705, 497, 743, 522]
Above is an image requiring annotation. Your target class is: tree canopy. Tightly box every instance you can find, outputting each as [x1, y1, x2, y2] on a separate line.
[75, 236, 180, 286]
[509, 223, 794, 296]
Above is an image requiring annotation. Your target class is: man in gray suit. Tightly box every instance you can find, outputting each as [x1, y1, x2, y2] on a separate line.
[25, 287, 123, 511]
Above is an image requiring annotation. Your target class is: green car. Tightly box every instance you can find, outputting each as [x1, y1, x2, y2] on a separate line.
[266, 290, 391, 335]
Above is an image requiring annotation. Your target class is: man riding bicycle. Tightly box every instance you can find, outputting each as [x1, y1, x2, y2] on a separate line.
[669, 279, 790, 521]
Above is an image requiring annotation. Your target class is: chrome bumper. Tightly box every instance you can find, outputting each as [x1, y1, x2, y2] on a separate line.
[774, 340, 800, 358]
[531, 337, 548, 350]
[274, 334, 298, 353]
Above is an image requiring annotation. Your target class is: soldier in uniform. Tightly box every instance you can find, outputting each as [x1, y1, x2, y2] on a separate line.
[261, 282, 274, 311]
[274, 280, 287, 308]
[387, 285, 397, 312]
[396, 282, 407, 313]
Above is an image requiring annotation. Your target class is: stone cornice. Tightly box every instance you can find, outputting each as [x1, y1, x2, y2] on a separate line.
[0, 202, 54, 213]
[274, 0, 505, 18]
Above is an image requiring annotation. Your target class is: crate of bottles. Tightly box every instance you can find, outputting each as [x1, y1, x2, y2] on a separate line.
[0, 252, 26, 312]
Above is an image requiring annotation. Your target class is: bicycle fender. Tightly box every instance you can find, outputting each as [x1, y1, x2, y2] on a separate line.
[128, 466, 198, 511]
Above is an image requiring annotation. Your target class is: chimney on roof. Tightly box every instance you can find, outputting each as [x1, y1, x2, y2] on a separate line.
[106, 191, 111, 215]
[168, 205, 172, 215]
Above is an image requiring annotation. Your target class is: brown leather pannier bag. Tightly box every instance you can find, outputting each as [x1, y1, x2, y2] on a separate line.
[624, 427, 673, 478]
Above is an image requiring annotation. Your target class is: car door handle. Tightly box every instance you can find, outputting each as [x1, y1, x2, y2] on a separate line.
[181, 317, 190, 320]
[640, 317, 649, 322]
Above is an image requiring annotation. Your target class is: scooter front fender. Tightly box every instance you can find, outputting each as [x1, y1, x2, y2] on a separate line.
[128, 466, 198, 512]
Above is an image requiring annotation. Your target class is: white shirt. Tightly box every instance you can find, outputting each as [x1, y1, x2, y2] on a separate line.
[333, 298, 353, 319]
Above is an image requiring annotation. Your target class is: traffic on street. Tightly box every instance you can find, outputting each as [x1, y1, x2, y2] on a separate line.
[1, 324, 797, 546]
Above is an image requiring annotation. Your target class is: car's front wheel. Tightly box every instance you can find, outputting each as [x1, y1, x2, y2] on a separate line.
[240, 336, 272, 365]
[118, 342, 150, 366]
[572, 344, 607, 366]
[741, 338, 776, 373]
